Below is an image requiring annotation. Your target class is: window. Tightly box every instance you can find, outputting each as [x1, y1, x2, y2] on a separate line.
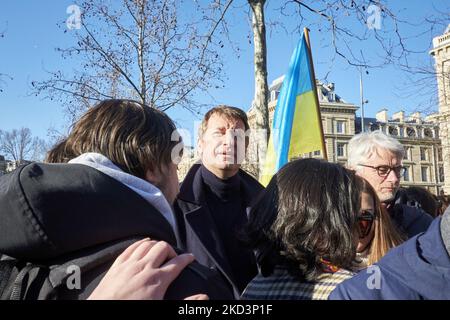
[406, 127, 416, 137]
[313, 150, 321, 156]
[389, 126, 398, 136]
[438, 147, 443, 162]
[327, 92, 336, 102]
[424, 128, 433, 138]
[321, 119, 326, 134]
[439, 166, 445, 183]
[403, 166, 410, 182]
[337, 143, 346, 157]
[420, 147, 428, 161]
[336, 121, 346, 134]
[404, 147, 409, 160]
[421, 166, 428, 182]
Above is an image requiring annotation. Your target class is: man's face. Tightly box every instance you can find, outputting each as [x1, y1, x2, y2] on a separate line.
[356, 149, 402, 203]
[198, 114, 246, 179]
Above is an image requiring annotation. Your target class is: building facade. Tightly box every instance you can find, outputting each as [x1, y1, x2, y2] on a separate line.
[178, 26, 450, 192]
[247, 76, 444, 195]
[430, 24, 450, 194]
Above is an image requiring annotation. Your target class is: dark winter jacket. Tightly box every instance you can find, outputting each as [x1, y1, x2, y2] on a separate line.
[388, 189, 434, 238]
[174, 163, 264, 298]
[329, 212, 450, 300]
[0, 162, 233, 299]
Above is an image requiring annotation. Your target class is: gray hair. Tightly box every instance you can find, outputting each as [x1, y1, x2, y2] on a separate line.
[347, 130, 405, 170]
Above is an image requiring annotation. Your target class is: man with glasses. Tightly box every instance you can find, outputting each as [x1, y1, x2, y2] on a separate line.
[347, 130, 433, 238]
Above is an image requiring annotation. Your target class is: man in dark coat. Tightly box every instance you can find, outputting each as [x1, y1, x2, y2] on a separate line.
[329, 207, 450, 300]
[175, 105, 264, 298]
[347, 130, 433, 238]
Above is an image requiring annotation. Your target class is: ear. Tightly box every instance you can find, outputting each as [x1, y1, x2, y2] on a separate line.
[197, 137, 203, 157]
[145, 164, 162, 187]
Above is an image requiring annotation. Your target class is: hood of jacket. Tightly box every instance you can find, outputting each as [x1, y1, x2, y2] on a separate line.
[0, 162, 176, 261]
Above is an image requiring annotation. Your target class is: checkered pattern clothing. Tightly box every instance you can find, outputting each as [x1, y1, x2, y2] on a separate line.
[241, 265, 355, 300]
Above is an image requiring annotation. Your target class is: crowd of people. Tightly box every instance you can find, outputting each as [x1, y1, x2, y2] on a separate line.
[0, 99, 448, 300]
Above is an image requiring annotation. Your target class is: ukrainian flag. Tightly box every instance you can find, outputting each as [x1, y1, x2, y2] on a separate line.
[259, 29, 326, 186]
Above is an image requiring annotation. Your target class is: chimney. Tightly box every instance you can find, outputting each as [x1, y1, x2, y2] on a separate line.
[392, 111, 405, 122]
[376, 109, 388, 122]
[408, 112, 422, 124]
[425, 113, 439, 123]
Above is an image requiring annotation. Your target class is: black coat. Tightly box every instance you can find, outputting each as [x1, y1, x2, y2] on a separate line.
[174, 164, 264, 298]
[389, 189, 434, 238]
[0, 162, 233, 299]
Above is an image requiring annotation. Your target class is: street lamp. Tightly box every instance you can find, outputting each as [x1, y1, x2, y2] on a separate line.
[359, 68, 369, 133]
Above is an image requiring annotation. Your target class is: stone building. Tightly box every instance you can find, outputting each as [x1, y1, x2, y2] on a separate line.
[178, 26, 450, 193]
[430, 24, 450, 194]
[247, 75, 444, 194]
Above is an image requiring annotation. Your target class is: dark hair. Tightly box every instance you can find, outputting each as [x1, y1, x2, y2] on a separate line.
[242, 158, 361, 281]
[402, 186, 439, 218]
[45, 99, 180, 179]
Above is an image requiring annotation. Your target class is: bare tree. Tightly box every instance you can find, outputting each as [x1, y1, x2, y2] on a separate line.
[248, 0, 270, 172]
[276, 1, 450, 99]
[0, 28, 13, 93]
[32, 0, 226, 120]
[0, 128, 48, 164]
[243, 1, 449, 176]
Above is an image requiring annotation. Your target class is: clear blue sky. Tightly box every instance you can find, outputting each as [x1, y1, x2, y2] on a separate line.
[0, 0, 448, 146]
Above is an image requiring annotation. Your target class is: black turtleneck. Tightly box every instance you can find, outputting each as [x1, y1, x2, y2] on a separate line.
[200, 165, 256, 293]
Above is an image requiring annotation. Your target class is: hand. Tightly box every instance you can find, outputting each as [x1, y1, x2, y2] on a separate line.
[88, 238, 204, 300]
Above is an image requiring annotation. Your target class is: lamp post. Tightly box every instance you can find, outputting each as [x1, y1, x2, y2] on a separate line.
[359, 68, 369, 132]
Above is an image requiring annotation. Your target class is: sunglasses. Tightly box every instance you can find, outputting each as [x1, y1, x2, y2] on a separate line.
[358, 210, 375, 239]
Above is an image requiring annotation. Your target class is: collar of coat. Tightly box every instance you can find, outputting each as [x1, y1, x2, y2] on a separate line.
[177, 163, 264, 206]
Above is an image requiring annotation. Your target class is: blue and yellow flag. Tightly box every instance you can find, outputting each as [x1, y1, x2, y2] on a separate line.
[259, 29, 326, 186]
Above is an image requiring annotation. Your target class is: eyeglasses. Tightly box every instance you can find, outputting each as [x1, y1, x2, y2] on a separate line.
[358, 210, 375, 239]
[358, 164, 406, 178]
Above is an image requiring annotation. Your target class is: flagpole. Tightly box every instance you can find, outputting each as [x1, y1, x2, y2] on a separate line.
[303, 27, 328, 161]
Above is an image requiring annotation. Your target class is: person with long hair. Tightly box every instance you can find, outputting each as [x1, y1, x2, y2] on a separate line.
[241, 158, 362, 300]
[354, 178, 405, 270]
